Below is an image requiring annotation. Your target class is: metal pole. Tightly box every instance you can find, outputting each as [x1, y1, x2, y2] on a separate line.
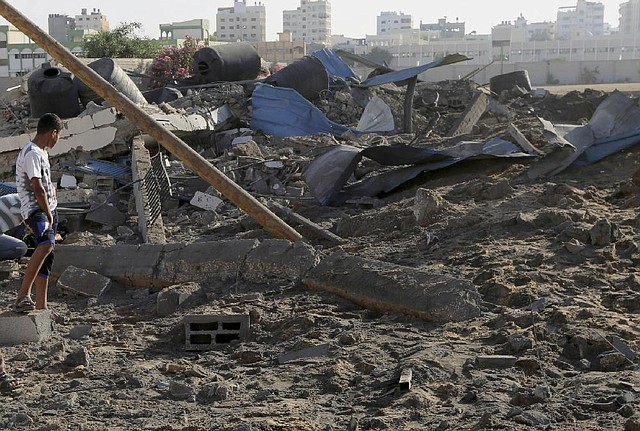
[0, 0, 303, 243]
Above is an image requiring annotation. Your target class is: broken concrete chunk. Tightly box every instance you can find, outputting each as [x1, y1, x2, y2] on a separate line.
[57, 265, 112, 298]
[190, 191, 223, 212]
[157, 283, 200, 317]
[305, 253, 482, 323]
[85, 202, 126, 227]
[0, 311, 53, 346]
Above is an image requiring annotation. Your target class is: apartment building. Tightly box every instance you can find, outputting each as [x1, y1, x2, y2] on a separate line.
[160, 19, 210, 42]
[283, 0, 331, 46]
[75, 8, 109, 32]
[556, 0, 605, 39]
[619, 0, 640, 34]
[377, 11, 413, 35]
[216, 1, 266, 42]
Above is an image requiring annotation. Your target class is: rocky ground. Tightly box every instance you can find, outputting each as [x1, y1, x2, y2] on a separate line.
[1, 81, 640, 431]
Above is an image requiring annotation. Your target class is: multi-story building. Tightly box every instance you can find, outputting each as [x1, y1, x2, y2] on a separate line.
[420, 17, 466, 40]
[619, 0, 640, 34]
[216, 1, 266, 42]
[492, 15, 555, 43]
[556, 0, 605, 39]
[160, 19, 210, 42]
[48, 14, 76, 43]
[377, 11, 413, 35]
[283, 0, 331, 46]
[74, 8, 109, 32]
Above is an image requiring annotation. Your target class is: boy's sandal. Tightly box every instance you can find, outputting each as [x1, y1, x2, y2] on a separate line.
[13, 296, 35, 313]
[0, 372, 22, 394]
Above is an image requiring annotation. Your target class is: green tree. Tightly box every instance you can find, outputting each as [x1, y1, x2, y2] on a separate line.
[83, 22, 160, 58]
[363, 47, 393, 67]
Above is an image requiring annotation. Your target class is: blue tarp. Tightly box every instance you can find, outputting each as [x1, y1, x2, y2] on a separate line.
[360, 54, 470, 87]
[251, 83, 350, 137]
[312, 49, 358, 81]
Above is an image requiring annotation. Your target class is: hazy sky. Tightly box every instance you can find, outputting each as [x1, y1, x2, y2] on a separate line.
[0, 0, 627, 40]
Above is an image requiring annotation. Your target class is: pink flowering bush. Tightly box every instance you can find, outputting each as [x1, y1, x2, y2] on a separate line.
[149, 36, 203, 88]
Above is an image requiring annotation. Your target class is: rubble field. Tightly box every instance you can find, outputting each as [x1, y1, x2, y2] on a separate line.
[0, 69, 639, 431]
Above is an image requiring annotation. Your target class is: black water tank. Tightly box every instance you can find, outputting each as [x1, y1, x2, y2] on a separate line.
[264, 56, 328, 101]
[192, 42, 261, 83]
[28, 63, 81, 118]
[75, 57, 147, 106]
[489, 70, 532, 94]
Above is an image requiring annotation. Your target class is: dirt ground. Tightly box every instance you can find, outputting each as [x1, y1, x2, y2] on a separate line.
[1, 82, 640, 431]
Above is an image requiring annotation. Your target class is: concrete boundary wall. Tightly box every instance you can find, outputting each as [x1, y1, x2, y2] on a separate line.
[52, 239, 482, 323]
[420, 59, 640, 86]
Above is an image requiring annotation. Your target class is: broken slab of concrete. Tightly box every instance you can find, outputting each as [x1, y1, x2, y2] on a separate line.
[85, 202, 126, 227]
[303, 253, 482, 323]
[447, 92, 489, 137]
[244, 239, 317, 282]
[57, 265, 112, 298]
[0, 310, 53, 345]
[157, 283, 201, 317]
[53, 240, 483, 323]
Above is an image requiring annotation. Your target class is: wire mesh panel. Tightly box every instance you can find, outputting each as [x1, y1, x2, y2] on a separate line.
[143, 152, 173, 228]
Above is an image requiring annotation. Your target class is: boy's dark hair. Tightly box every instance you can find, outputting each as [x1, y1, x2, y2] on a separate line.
[36, 113, 64, 134]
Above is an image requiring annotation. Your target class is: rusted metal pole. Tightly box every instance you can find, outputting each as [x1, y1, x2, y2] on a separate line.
[0, 1, 302, 242]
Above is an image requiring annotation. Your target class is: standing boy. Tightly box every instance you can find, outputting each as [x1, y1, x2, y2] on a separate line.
[14, 113, 63, 312]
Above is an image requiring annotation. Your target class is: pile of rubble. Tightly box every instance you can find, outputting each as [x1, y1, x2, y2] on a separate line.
[0, 47, 639, 431]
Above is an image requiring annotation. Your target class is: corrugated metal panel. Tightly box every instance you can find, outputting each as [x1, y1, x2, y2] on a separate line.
[68, 160, 132, 181]
[0, 182, 17, 197]
[312, 48, 358, 81]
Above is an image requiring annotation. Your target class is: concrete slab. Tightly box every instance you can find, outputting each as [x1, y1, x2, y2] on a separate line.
[50, 127, 118, 157]
[304, 253, 482, 323]
[57, 265, 112, 298]
[244, 239, 317, 282]
[0, 310, 53, 346]
[447, 92, 489, 137]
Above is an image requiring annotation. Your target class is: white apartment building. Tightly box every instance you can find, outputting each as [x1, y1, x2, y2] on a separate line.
[619, 0, 640, 34]
[556, 0, 605, 39]
[283, 0, 331, 46]
[74, 8, 109, 32]
[216, 1, 266, 42]
[377, 11, 413, 35]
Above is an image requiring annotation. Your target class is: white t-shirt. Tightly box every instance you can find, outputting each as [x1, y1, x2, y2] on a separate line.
[15, 142, 57, 220]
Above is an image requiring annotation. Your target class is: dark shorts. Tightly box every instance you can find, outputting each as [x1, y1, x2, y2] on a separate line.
[26, 209, 57, 278]
[26, 209, 57, 247]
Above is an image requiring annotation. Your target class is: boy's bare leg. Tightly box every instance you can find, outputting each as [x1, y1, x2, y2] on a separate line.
[16, 244, 52, 300]
[34, 276, 49, 310]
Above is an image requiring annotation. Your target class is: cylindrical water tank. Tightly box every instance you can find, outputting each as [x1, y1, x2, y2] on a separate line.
[75, 57, 147, 106]
[192, 42, 261, 84]
[28, 63, 81, 118]
[264, 56, 328, 101]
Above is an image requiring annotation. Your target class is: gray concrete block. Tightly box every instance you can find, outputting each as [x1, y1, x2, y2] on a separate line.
[85, 203, 126, 227]
[184, 314, 250, 351]
[0, 311, 53, 346]
[304, 253, 482, 323]
[475, 355, 518, 369]
[57, 265, 112, 298]
[244, 239, 318, 282]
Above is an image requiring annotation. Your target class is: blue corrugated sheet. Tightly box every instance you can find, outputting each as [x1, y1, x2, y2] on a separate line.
[0, 182, 17, 197]
[360, 54, 470, 87]
[312, 49, 358, 81]
[251, 83, 350, 137]
[66, 160, 132, 180]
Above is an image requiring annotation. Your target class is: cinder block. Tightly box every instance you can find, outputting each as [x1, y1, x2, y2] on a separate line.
[0, 310, 53, 345]
[190, 191, 223, 212]
[57, 188, 94, 204]
[184, 314, 250, 351]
